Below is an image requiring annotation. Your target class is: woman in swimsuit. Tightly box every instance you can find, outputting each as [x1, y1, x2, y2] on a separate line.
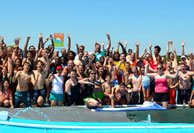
[140, 66, 151, 102]
[145, 64, 179, 108]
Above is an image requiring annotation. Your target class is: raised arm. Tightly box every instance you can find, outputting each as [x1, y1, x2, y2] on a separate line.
[43, 56, 50, 74]
[149, 43, 153, 58]
[181, 40, 185, 56]
[103, 56, 109, 67]
[116, 42, 120, 53]
[0, 36, 5, 57]
[166, 41, 170, 61]
[33, 50, 39, 64]
[38, 33, 43, 50]
[0, 43, 3, 57]
[105, 33, 111, 50]
[7, 57, 13, 80]
[144, 64, 156, 78]
[135, 42, 139, 60]
[49, 34, 55, 57]
[14, 37, 21, 45]
[101, 41, 105, 51]
[188, 53, 193, 70]
[24, 36, 31, 58]
[124, 41, 128, 49]
[0, 36, 4, 45]
[67, 34, 71, 55]
[76, 43, 79, 54]
[171, 41, 178, 69]
[118, 41, 127, 55]
[140, 48, 147, 60]
[42, 37, 50, 49]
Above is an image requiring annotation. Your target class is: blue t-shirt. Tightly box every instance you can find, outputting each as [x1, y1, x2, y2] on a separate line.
[94, 50, 105, 61]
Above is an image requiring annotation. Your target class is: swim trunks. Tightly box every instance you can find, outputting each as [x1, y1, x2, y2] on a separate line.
[14, 91, 31, 108]
[32, 88, 46, 105]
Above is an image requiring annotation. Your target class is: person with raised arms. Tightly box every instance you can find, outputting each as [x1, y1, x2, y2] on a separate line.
[94, 33, 111, 62]
[166, 41, 178, 70]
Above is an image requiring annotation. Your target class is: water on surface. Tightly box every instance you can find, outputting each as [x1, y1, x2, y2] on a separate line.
[1, 107, 53, 133]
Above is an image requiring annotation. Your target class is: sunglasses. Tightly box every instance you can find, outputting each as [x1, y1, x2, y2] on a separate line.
[157, 67, 162, 70]
[91, 73, 96, 75]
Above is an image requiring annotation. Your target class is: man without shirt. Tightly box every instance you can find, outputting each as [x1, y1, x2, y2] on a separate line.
[12, 62, 31, 108]
[31, 60, 50, 107]
[102, 75, 114, 107]
[178, 63, 194, 104]
[128, 66, 143, 104]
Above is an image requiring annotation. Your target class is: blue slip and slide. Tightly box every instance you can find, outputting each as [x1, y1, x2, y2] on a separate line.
[93, 101, 167, 112]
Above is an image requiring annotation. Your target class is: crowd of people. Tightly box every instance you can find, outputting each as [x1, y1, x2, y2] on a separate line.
[0, 34, 193, 109]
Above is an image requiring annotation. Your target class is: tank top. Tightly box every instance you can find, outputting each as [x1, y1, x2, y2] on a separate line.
[155, 78, 168, 93]
[70, 83, 81, 101]
[51, 74, 64, 94]
[0, 89, 10, 101]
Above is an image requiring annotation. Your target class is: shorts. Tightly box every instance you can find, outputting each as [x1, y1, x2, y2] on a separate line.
[178, 89, 191, 104]
[87, 105, 98, 109]
[14, 91, 31, 108]
[83, 97, 92, 103]
[130, 92, 143, 104]
[154, 92, 169, 102]
[32, 89, 46, 105]
[143, 85, 150, 89]
[49, 92, 64, 102]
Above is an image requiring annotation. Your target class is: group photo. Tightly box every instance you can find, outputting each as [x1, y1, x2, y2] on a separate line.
[0, 0, 194, 133]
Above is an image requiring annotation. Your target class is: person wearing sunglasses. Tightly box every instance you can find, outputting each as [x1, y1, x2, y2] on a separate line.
[145, 64, 179, 108]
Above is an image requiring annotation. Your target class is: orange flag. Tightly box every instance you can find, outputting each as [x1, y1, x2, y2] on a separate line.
[54, 33, 64, 47]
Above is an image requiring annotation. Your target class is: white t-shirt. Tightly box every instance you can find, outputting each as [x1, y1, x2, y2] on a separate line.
[51, 74, 64, 94]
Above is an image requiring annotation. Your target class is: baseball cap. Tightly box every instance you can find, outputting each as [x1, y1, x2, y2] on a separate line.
[56, 66, 62, 71]
[181, 55, 186, 59]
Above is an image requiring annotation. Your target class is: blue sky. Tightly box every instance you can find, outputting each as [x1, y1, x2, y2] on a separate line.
[0, 0, 194, 55]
